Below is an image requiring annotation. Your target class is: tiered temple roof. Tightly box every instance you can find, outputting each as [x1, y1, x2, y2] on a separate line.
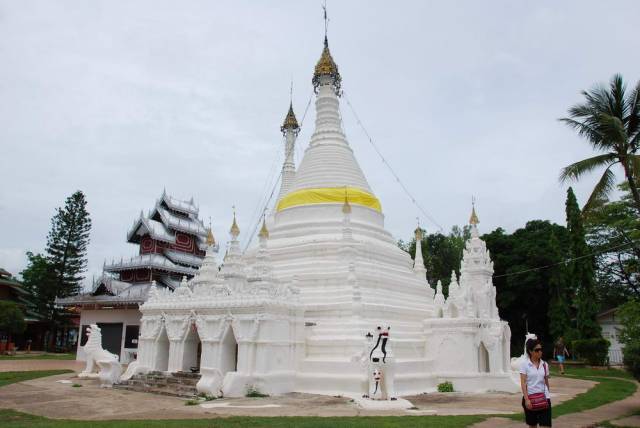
[57, 191, 213, 308]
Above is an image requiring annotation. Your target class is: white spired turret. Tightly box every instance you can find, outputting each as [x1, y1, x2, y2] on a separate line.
[220, 212, 246, 292]
[413, 226, 427, 278]
[276, 103, 300, 203]
[459, 204, 500, 320]
[190, 227, 223, 293]
[423, 204, 516, 392]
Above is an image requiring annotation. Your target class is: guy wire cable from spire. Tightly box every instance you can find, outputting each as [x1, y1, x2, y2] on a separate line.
[243, 172, 281, 252]
[493, 238, 640, 279]
[294, 89, 315, 163]
[342, 91, 444, 232]
[246, 143, 283, 241]
[244, 89, 315, 252]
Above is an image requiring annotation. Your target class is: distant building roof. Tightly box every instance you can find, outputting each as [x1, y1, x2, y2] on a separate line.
[164, 250, 204, 268]
[56, 275, 153, 307]
[152, 205, 208, 237]
[104, 253, 198, 276]
[0, 268, 44, 321]
[159, 190, 199, 216]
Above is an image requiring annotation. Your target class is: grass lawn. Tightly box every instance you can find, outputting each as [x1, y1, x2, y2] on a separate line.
[553, 375, 636, 417]
[550, 365, 634, 380]
[0, 370, 74, 387]
[0, 353, 76, 360]
[0, 410, 486, 428]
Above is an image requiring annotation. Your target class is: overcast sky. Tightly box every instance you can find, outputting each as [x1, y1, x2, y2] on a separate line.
[1, 1, 639, 288]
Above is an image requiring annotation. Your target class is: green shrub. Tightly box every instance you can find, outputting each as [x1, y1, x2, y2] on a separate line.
[245, 384, 269, 397]
[197, 393, 217, 401]
[437, 381, 454, 392]
[184, 399, 199, 406]
[71, 383, 82, 387]
[622, 341, 640, 381]
[0, 301, 26, 337]
[573, 338, 610, 365]
[618, 300, 640, 381]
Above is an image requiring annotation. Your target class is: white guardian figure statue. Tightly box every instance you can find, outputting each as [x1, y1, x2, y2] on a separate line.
[366, 326, 396, 400]
[79, 324, 122, 387]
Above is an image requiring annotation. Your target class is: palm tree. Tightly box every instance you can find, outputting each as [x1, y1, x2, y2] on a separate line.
[560, 74, 640, 214]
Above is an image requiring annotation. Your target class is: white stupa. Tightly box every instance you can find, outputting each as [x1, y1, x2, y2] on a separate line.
[134, 33, 518, 398]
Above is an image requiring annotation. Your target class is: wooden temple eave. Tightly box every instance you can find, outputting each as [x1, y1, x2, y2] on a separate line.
[73, 302, 140, 310]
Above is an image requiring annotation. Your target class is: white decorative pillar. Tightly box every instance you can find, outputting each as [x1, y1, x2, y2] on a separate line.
[276, 103, 300, 202]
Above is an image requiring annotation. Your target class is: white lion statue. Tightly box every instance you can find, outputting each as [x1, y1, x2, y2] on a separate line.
[510, 332, 537, 372]
[78, 324, 122, 387]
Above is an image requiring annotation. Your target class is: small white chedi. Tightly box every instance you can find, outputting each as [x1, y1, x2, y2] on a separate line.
[79, 324, 122, 387]
[132, 35, 519, 397]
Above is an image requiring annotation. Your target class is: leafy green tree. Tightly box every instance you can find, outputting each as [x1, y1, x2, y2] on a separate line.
[403, 226, 470, 295]
[547, 231, 571, 340]
[566, 188, 602, 339]
[559, 74, 640, 213]
[484, 221, 571, 355]
[585, 182, 640, 306]
[46, 190, 92, 298]
[616, 300, 640, 380]
[0, 301, 27, 345]
[20, 252, 55, 322]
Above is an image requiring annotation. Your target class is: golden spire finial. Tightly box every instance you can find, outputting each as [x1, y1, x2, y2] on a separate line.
[469, 198, 480, 225]
[414, 217, 423, 240]
[342, 187, 352, 214]
[206, 217, 215, 246]
[281, 101, 299, 134]
[230, 207, 240, 237]
[312, 3, 341, 95]
[258, 216, 269, 239]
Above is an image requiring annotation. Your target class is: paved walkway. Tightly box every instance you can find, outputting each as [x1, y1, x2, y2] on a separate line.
[470, 379, 640, 428]
[612, 415, 640, 427]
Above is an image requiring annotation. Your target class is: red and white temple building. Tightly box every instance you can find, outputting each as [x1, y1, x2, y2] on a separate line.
[57, 190, 214, 363]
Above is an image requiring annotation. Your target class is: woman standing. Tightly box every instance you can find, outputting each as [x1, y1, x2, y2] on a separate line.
[554, 337, 570, 375]
[519, 338, 552, 427]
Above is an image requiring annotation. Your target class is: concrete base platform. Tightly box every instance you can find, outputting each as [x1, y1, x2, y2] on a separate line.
[349, 395, 414, 410]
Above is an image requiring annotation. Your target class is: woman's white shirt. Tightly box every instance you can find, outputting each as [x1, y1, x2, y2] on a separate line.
[519, 358, 550, 399]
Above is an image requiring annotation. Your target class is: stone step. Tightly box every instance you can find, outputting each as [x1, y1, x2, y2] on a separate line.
[172, 371, 201, 379]
[114, 383, 198, 398]
[113, 371, 201, 399]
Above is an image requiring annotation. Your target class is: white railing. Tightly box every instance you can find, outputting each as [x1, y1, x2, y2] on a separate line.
[609, 349, 623, 365]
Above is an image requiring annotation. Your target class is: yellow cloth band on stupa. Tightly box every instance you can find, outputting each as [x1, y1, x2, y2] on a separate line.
[276, 187, 382, 212]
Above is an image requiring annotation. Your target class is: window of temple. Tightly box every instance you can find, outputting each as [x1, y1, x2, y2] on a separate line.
[220, 326, 238, 375]
[155, 327, 170, 372]
[478, 342, 490, 373]
[182, 323, 201, 372]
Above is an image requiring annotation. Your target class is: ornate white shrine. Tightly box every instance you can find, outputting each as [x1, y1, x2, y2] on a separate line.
[133, 34, 519, 397]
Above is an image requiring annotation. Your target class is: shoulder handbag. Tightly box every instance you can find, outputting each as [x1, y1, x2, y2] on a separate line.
[527, 362, 549, 411]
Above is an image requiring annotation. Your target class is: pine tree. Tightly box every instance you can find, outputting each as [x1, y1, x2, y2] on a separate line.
[547, 231, 571, 340]
[46, 190, 92, 298]
[565, 187, 602, 339]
